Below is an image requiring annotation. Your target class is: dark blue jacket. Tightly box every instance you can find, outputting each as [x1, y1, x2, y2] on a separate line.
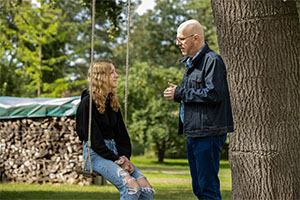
[174, 43, 234, 137]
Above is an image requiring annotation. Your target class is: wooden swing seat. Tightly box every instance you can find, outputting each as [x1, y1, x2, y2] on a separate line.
[77, 169, 100, 178]
[77, 169, 107, 185]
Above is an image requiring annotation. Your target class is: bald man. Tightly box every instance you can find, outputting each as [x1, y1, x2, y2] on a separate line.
[164, 20, 234, 199]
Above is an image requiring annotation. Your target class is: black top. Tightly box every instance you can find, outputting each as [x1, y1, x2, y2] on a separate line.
[75, 89, 131, 161]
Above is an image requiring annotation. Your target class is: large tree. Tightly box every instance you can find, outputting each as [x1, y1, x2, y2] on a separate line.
[211, 0, 300, 199]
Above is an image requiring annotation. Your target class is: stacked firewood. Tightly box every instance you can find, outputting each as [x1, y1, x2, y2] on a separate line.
[0, 117, 92, 185]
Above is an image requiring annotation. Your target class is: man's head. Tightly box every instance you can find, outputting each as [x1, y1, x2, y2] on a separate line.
[176, 19, 205, 58]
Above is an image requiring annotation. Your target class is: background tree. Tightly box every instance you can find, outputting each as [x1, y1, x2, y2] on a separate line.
[42, 0, 133, 96]
[0, 0, 130, 97]
[114, 0, 218, 68]
[43, 0, 138, 96]
[0, 0, 29, 96]
[211, 0, 300, 199]
[0, 0, 80, 97]
[13, 2, 70, 97]
[117, 62, 185, 162]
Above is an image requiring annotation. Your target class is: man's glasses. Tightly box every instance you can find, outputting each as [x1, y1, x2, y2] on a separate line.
[176, 34, 195, 43]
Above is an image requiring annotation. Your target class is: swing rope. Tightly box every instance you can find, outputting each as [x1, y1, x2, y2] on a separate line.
[83, 0, 96, 174]
[81, 0, 131, 177]
[124, 0, 131, 125]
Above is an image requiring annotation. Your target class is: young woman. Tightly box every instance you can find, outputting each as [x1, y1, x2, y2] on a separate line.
[76, 60, 154, 200]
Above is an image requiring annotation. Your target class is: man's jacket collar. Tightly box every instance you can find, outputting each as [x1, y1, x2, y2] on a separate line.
[179, 42, 209, 66]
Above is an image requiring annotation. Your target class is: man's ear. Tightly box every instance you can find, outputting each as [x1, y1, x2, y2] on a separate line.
[194, 34, 200, 41]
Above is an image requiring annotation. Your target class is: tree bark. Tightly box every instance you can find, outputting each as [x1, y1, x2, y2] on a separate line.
[157, 141, 166, 163]
[211, 0, 300, 199]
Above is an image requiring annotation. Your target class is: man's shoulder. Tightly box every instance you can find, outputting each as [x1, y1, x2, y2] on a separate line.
[204, 51, 225, 68]
[205, 49, 221, 60]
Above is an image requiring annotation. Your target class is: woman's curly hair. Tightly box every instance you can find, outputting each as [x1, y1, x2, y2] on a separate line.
[88, 60, 119, 114]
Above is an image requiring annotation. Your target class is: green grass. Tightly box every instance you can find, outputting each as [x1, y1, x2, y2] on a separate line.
[0, 157, 231, 200]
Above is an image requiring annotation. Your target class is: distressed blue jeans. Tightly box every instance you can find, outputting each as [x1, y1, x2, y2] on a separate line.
[187, 134, 227, 200]
[83, 140, 154, 200]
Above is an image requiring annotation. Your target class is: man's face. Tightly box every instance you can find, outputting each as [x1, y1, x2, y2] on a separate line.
[176, 29, 195, 57]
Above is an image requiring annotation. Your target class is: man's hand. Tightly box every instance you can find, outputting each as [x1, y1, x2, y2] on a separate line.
[163, 82, 177, 100]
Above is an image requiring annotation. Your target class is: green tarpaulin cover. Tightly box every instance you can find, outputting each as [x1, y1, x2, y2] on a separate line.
[0, 96, 81, 119]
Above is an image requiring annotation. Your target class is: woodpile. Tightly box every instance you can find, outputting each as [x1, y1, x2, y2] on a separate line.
[0, 117, 92, 185]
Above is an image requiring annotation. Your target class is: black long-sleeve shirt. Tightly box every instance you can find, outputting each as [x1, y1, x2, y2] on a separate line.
[75, 90, 131, 161]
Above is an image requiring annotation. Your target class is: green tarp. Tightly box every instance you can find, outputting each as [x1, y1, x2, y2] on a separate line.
[0, 96, 81, 119]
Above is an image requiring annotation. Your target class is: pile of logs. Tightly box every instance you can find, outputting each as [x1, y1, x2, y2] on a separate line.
[0, 117, 92, 185]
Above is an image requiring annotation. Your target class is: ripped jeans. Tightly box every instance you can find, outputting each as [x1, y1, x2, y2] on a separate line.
[83, 140, 154, 200]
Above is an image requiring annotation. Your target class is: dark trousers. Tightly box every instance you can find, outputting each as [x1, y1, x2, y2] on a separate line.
[187, 134, 227, 200]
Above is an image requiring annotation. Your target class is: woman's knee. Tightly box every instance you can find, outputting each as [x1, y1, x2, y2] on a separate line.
[137, 176, 155, 198]
[117, 169, 155, 198]
[136, 176, 152, 188]
[118, 169, 141, 195]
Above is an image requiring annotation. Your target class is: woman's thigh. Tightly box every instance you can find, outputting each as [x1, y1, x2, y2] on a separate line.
[91, 154, 123, 185]
[130, 165, 152, 188]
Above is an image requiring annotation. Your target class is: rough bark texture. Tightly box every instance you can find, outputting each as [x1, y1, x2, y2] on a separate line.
[211, 0, 300, 199]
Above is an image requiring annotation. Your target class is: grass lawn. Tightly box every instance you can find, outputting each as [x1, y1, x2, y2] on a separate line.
[0, 157, 231, 200]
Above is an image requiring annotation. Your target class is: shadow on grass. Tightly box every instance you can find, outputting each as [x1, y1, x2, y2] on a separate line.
[1, 190, 231, 200]
[146, 160, 230, 169]
[137, 160, 230, 172]
[147, 159, 230, 168]
[1, 191, 119, 200]
[153, 161, 189, 167]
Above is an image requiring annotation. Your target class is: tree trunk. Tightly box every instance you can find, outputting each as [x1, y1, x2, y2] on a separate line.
[38, 35, 42, 98]
[211, 0, 300, 199]
[157, 141, 166, 163]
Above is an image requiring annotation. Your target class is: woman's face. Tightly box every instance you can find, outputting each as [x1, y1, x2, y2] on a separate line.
[110, 64, 119, 88]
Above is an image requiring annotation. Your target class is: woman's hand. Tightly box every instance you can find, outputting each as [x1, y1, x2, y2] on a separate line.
[114, 156, 125, 165]
[115, 156, 134, 174]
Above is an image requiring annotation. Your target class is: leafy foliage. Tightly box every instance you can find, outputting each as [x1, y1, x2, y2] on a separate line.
[117, 62, 186, 162]
[114, 0, 218, 68]
[0, 0, 129, 97]
[0, 1, 77, 97]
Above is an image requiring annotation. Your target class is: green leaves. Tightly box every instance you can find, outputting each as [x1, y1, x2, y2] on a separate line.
[0, 0, 126, 97]
[0, 1, 73, 97]
[122, 0, 218, 68]
[118, 62, 185, 162]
